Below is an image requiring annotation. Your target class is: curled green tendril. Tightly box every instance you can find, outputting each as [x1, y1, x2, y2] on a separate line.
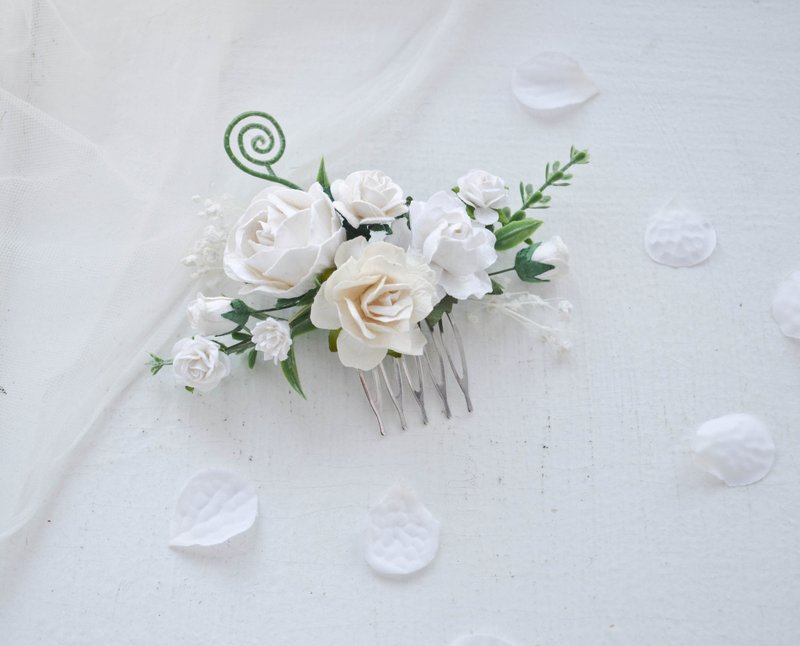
[223, 111, 300, 189]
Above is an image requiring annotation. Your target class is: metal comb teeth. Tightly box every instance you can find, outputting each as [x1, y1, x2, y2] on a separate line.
[357, 313, 472, 435]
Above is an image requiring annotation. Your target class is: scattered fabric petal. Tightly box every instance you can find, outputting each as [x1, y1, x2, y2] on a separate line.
[512, 52, 598, 110]
[450, 635, 517, 646]
[693, 414, 775, 486]
[365, 482, 440, 576]
[169, 469, 258, 547]
[644, 203, 716, 267]
[771, 270, 800, 338]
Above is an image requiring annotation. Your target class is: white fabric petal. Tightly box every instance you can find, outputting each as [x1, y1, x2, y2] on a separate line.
[512, 52, 598, 110]
[169, 470, 257, 547]
[364, 482, 440, 576]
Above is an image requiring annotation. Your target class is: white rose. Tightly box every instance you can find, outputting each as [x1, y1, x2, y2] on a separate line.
[456, 169, 508, 225]
[252, 317, 292, 364]
[531, 235, 569, 278]
[408, 191, 497, 300]
[171, 336, 231, 392]
[310, 239, 437, 370]
[331, 170, 406, 228]
[224, 183, 345, 298]
[187, 293, 234, 336]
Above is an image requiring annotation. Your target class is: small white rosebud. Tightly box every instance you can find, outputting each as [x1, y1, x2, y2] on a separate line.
[187, 293, 234, 336]
[532, 236, 570, 279]
[252, 317, 292, 365]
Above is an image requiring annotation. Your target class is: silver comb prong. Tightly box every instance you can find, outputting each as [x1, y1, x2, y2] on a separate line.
[358, 369, 385, 436]
[400, 355, 428, 425]
[437, 313, 473, 412]
[421, 323, 452, 419]
[379, 358, 407, 431]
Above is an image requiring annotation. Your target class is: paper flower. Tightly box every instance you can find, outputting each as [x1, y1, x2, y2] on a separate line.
[148, 110, 591, 432]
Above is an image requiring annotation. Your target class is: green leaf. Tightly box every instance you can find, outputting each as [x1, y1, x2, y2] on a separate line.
[222, 299, 251, 328]
[274, 288, 318, 310]
[147, 353, 172, 375]
[247, 348, 257, 369]
[290, 305, 316, 337]
[328, 328, 341, 352]
[231, 331, 251, 342]
[426, 295, 457, 326]
[185, 386, 195, 393]
[494, 219, 543, 251]
[315, 267, 335, 286]
[525, 183, 533, 195]
[571, 147, 590, 164]
[280, 346, 306, 399]
[316, 157, 330, 191]
[514, 243, 555, 283]
[490, 279, 504, 295]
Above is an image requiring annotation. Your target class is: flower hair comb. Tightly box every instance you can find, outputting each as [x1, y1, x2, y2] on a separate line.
[149, 111, 589, 434]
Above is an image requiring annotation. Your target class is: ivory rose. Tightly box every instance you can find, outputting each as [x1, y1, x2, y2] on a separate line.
[224, 183, 345, 298]
[310, 239, 437, 370]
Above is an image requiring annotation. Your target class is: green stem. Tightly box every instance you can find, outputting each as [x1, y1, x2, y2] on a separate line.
[488, 267, 515, 276]
[252, 303, 297, 314]
[221, 340, 255, 355]
[262, 175, 302, 190]
[522, 157, 579, 209]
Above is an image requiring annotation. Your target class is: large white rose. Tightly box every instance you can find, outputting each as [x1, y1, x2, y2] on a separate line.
[251, 317, 292, 364]
[187, 293, 234, 336]
[331, 170, 406, 228]
[310, 239, 437, 370]
[171, 336, 231, 392]
[532, 235, 569, 279]
[456, 169, 508, 225]
[408, 191, 497, 300]
[224, 183, 345, 298]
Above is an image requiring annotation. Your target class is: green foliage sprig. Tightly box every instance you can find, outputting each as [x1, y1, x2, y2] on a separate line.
[489, 146, 590, 290]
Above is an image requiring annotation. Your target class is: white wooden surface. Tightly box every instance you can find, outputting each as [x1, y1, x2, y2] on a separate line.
[2, 1, 800, 644]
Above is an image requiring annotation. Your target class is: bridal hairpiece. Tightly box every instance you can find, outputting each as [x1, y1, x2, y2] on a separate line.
[149, 111, 589, 434]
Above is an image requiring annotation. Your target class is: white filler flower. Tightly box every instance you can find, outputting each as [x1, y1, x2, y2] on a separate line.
[331, 170, 406, 228]
[171, 336, 231, 392]
[310, 238, 437, 370]
[224, 183, 345, 298]
[187, 293, 234, 336]
[251, 317, 292, 364]
[408, 191, 497, 300]
[456, 169, 508, 225]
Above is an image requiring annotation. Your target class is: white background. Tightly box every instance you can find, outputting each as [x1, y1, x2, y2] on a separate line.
[2, 1, 800, 644]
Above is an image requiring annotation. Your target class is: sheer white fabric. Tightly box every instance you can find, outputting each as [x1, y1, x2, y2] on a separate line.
[0, 0, 455, 539]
